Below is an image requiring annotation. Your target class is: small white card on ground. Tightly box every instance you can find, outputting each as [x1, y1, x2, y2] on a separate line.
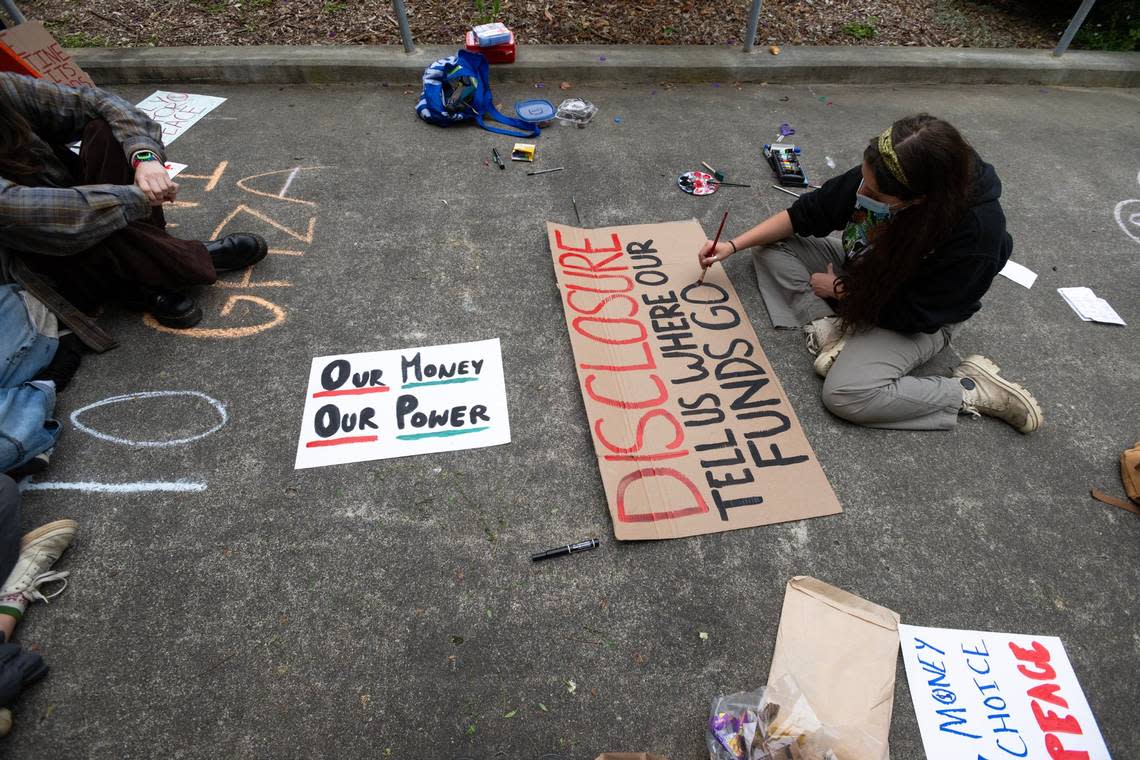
[1058, 287, 1126, 325]
[294, 338, 511, 469]
[999, 259, 1037, 289]
[899, 624, 1111, 760]
[164, 162, 187, 179]
[134, 91, 227, 145]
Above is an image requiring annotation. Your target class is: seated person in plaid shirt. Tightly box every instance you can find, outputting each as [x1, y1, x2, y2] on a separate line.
[0, 72, 266, 333]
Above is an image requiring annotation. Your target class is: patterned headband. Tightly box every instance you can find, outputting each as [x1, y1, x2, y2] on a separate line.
[877, 127, 910, 189]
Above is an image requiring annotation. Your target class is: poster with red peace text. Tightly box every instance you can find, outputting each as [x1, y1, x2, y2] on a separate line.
[547, 220, 841, 540]
[899, 624, 1111, 760]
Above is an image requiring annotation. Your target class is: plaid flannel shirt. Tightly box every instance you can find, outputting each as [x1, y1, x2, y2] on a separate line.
[0, 72, 164, 256]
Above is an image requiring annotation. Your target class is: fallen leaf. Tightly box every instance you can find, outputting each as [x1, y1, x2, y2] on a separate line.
[544, 6, 553, 22]
[504, 709, 517, 718]
[567, 679, 577, 694]
[538, 703, 548, 712]
[769, 45, 781, 55]
[559, 81, 573, 90]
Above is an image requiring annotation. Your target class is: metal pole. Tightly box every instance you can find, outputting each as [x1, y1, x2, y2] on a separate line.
[743, 0, 763, 53]
[0, 0, 27, 26]
[1053, 0, 1097, 57]
[391, 0, 415, 54]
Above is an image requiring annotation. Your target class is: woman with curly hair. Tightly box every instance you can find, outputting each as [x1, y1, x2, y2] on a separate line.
[698, 113, 1042, 433]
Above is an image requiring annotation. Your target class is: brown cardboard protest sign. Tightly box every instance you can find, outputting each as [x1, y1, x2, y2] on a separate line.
[0, 21, 95, 87]
[547, 220, 841, 540]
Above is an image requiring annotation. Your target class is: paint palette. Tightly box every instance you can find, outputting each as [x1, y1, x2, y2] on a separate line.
[678, 170, 718, 196]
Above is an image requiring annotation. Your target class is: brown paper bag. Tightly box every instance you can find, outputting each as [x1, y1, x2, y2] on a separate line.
[767, 576, 900, 760]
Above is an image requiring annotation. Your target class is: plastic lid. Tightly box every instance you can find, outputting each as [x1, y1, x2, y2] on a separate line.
[515, 99, 557, 123]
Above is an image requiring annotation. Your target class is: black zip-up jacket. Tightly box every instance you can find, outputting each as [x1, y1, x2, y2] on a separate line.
[786, 156, 1013, 334]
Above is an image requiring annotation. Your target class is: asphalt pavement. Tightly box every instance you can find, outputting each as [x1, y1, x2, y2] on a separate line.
[6, 80, 1139, 759]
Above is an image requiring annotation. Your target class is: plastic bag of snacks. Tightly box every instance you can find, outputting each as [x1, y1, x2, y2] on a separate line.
[705, 676, 882, 760]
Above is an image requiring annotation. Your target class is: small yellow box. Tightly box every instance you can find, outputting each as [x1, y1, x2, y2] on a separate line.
[511, 143, 536, 162]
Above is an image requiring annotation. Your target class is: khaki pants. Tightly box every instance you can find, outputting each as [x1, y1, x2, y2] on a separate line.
[753, 236, 965, 431]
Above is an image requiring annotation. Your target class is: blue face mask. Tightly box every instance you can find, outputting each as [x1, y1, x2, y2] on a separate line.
[854, 180, 896, 219]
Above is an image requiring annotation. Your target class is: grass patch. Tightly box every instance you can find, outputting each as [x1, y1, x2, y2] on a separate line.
[474, 0, 502, 25]
[323, 1, 346, 12]
[843, 17, 877, 40]
[53, 30, 108, 47]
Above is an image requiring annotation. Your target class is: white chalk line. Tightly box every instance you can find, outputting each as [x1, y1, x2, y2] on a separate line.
[1114, 199, 1140, 247]
[70, 390, 228, 448]
[19, 480, 207, 494]
[278, 166, 301, 198]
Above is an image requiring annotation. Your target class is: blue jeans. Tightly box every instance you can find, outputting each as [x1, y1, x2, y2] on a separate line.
[0, 285, 60, 471]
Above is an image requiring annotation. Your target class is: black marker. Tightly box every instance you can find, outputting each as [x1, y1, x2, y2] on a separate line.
[531, 538, 600, 562]
[492, 147, 505, 169]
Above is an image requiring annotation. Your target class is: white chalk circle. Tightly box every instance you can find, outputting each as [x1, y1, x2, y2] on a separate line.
[70, 390, 228, 447]
[1116, 199, 1140, 247]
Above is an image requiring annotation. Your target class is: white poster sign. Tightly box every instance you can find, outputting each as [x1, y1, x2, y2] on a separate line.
[134, 91, 227, 145]
[899, 624, 1111, 760]
[294, 338, 511, 469]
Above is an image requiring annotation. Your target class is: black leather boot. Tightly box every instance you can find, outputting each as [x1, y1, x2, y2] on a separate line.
[122, 289, 203, 329]
[205, 233, 268, 272]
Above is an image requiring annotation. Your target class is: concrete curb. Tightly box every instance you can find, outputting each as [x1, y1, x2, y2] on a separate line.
[72, 45, 1140, 88]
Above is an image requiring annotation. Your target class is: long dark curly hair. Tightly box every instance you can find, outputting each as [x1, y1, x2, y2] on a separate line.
[0, 98, 42, 179]
[838, 114, 974, 329]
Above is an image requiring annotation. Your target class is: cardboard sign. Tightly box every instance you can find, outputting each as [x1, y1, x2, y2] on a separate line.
[898, 624, 1111, 760]
[546, 220, 842, 540]
[0, 21, 95, 87]
[134, 91, 227, 145]
[294, 338, 511, 469]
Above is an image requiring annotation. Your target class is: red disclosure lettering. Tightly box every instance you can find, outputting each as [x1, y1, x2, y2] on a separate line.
[555, 230, 701, 523]
[1008, 641, 1090, 760]
[595, 409, 684, 454]
[615, 468, 709, 522]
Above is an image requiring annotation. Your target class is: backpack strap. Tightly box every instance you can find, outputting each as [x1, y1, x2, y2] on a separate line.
[474, 107, 540, 138]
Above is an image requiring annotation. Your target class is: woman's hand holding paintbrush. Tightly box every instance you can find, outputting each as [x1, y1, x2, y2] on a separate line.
[696, 210, 730, 285]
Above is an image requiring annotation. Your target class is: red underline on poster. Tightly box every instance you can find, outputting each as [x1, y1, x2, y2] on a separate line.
[396, 426, 489, 441]
[305, 435, 379, 448]
[311, 386, 390, 398]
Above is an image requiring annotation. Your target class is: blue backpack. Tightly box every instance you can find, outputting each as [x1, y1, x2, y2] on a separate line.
[416, 50, 539, 138]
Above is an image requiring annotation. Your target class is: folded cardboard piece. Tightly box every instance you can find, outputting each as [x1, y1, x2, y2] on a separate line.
[767, 576, 901, 760]
[547, 220, 842, 540]
[0, 21, 95, 87]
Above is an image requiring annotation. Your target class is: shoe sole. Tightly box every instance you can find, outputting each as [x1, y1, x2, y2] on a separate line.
[813, 337, 846, 378]
[20, 519, 78, 551]
[959, 355, 1044, 434]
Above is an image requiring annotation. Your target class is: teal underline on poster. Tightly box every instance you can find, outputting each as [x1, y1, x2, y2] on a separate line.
[402, 377, 480, 389]
[396, 426, 490, 441]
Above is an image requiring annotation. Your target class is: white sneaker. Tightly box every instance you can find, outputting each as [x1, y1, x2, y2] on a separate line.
[804, 317, 847, 378]
[0, 519, 77, 621]
[953, 355, 1043, 434]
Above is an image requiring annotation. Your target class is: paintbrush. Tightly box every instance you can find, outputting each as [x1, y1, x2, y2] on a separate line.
[697, 210, 729, 286]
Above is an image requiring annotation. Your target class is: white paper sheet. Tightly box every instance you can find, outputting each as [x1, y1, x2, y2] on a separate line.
[999, 260, 1038, 289]
[294, 338, 512, 469]
[134, 91, 227, 145]
[1058, 287, 1126, 325]
[164, 162, 187, 179]
[899, 624, 1111, 760]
